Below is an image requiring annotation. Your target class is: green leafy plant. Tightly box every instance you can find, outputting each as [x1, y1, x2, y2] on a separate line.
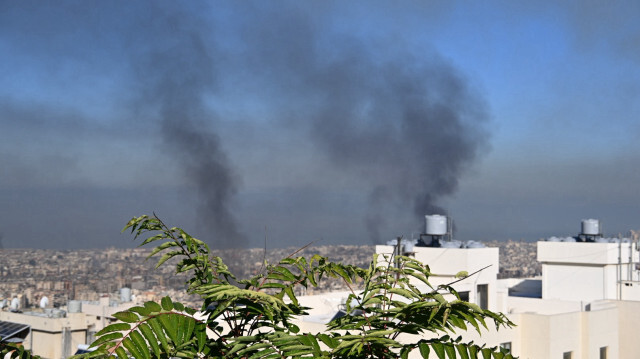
[73, 214, 515, 359]
[0, 341, 40, 359]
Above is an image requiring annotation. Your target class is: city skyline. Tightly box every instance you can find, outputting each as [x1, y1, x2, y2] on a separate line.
[2, 1, 640, 249]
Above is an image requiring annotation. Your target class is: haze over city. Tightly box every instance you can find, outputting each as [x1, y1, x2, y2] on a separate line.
[1, 1, 640, 249]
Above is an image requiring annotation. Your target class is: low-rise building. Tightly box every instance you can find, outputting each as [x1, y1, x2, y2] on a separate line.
[295, 218, 640, 358]
[0, 310, 92, 359]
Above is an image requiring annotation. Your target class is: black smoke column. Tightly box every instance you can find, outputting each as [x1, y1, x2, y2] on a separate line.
[240, 6, 490, 243]
[132, 8, 246, 248]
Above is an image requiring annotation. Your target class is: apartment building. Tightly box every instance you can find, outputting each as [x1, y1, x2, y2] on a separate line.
[295, 218, 640, 358]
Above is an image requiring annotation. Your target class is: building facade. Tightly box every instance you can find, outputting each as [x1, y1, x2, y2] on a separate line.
[294, 239, 640, 358]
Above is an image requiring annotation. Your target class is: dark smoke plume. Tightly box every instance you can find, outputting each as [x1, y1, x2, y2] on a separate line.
[130, 6, 246, 248]
[239, 6, 490, 243]
[309, 60, 489, 243]
[3, 2, 488, 248]
[127, 3, 489, 245]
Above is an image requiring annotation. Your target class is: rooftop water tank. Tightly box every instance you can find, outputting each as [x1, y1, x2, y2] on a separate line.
[10, 297, 19, 310]
[582, 219, 601, 236]
[440, 240, 462, 248]
[465, 241, 486, 248]
[39, 296, 48, 309]
[401, 239, 415, 253]
[425, 215, 448, 236]
[120, 287, 132, 303]
[68, 300, 82, 313]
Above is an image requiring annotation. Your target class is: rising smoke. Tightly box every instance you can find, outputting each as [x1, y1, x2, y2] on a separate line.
[128, 5, 247, 247]
[236, 5, 490, 242]
[127, 2, 489, 245]
[307, 59, 489, 242]
[1, 2, 490, 248]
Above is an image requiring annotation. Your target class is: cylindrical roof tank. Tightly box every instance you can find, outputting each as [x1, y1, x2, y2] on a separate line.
[425, 215, 448, 236]
[401, 239, 415, 253]
[120, 287, 132, 303]
[10, 297, 19, 310]
[582, 219, 600, 235]
[440, 240, 462, 248]
[68, 300, 82, 313]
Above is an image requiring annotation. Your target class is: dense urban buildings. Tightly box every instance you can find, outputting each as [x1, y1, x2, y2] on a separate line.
[0, 245, 377, 310]
[0, 242, 538, 311]
[0, 239, 583, 358]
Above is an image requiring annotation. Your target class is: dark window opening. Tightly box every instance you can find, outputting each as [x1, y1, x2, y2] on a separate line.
[600, 346, 607, 359]
[477, 284, 488, 310]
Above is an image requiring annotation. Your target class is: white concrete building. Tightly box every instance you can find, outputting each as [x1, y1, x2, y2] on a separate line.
[0, 310, 94, 359]
[295, 226, 640, 359]
[0, 292, 138, 359]
[376, 243, 499, 311]
[538, 240, 639, 302]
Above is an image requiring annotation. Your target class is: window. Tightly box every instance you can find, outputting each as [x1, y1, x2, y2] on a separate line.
[563, 351, 572, 359]
[500, 342, 511, 352]
[477, 284, 488, 310]
[458, 291, 469, 301]
[600, 346, 607, 359]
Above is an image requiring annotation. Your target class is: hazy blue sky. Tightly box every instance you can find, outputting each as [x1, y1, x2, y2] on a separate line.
[2, 1, 640, 249]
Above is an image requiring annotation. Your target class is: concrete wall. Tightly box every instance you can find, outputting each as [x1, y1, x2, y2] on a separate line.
[542, 262, 639, 302]
[0, 311, 92, 359]
[375, 245, 499, 311]
[543, 264, 606, 302]
[614, 301, 640, 358]
[518, 312, 551, 358]
[538, 241, 638, 265]
[507, 296, 583, 315]
[517, 309, 620, 359]
[582, 307, 619, 359]
[539, 241, 640, 302]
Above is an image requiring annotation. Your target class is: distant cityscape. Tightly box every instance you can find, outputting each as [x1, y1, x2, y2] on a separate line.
[0, 241, 539, 310]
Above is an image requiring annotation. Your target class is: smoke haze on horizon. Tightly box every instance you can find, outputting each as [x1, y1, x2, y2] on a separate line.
[1, 1, 640, 249]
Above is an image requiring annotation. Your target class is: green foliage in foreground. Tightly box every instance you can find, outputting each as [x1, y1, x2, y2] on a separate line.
[4, 214, 515, 358]
[0, 342, 37, 359]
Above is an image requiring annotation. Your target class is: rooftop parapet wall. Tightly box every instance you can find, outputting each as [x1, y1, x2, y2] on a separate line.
[375, 245, 499, 277]
[537, 241, 638, 265]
